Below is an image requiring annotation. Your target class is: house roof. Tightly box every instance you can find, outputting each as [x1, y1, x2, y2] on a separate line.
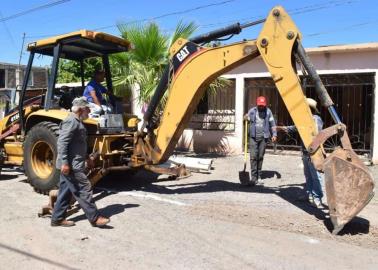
[306, 42, 378, 54]
[0, 62, 47, 70]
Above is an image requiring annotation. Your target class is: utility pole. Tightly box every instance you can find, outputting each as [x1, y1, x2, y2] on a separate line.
[15, 33, 26, 105]
[18, 32, 26, 67]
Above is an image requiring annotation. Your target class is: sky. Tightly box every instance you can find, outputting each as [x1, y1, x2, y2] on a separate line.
[0, 0, 377, 65]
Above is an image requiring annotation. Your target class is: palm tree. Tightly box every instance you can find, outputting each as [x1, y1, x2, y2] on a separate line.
[111, 20, 230, 110]
[111, 21, 196, 103]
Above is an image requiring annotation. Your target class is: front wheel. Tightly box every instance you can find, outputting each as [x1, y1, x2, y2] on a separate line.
[24, 121, 60, 194]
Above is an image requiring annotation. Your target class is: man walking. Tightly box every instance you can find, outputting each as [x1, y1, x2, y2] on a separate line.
[244, 96, 277, 185]
[277, 98, 324, 208]
[51, 97, 110, 227]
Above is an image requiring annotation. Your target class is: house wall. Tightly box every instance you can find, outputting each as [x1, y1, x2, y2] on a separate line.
[0, 63, 48, 89]
[33, 69, 48, 88]
[178, 48, 378, 163]
[7, 69, 16, 88]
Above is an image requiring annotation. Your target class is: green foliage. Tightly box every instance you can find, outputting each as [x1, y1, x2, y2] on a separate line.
[57, 58, 102, 83]
[168, 20, 197, 49]
[208, 77, 232, 96]
[118, 23, 167, 69]
[113, 20, 198, 105]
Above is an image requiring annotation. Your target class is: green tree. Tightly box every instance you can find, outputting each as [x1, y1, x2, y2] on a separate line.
[57, 58, 102, 83]
[111, 21, 198, 106]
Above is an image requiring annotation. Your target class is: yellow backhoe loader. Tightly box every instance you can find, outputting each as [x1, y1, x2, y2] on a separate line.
[0, 6, 374, 234]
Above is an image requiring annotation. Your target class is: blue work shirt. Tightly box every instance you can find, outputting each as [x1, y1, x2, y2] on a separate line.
[247, 107, 277, 139]
[83, 80, 107, 104]
[287, 115, 323, 134]
[287, 114, 324, 153]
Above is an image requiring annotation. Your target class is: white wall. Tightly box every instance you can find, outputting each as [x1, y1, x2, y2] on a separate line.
[177, 129, 241, 154]
[179, 47, 378, 161]
[227, 50, 378, 75]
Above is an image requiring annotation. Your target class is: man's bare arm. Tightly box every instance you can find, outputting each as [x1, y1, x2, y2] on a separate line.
[90, 91, 101, 106]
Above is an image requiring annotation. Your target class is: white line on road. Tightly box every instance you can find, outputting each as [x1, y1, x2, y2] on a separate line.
[96, 188, 188, 206]
[304, 237, 320, 244]
[123, 192, 188, 206]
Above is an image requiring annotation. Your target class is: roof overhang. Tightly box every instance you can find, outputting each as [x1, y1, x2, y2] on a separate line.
[306, 42, 378, 54]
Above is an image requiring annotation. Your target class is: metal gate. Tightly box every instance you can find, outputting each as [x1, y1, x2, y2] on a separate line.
[245, 73, 375, 155]
[189, 80, 236, 131]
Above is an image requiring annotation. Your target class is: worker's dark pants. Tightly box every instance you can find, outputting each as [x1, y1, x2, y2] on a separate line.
[249, 137, 267, 182]
[52, 171, 99, 223]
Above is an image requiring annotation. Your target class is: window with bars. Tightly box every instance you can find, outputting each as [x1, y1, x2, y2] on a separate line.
[189, 79, 236, 131]
[0, 69, 5, 88]
[244, 73, 375, 154]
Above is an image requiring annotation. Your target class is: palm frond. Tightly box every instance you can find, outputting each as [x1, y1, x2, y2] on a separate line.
[118, 22, 168, 65]
[168, 20, 198, 49]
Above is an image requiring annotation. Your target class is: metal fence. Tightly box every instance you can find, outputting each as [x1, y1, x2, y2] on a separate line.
[189, 79, 236, 131]
[245, 73, 375, 155]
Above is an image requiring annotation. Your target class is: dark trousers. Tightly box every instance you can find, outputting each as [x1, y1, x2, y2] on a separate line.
[52, 171, 99, 223]
[249, 137, 267, 181]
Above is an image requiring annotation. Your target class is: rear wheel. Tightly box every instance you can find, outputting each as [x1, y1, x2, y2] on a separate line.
[24, 121, 60, 194]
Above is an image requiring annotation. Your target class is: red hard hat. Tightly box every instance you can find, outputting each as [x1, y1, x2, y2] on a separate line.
[256, 96, 267, 106]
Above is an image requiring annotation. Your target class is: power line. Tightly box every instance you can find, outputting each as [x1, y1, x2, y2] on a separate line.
[290, 0, 358, 16]
[103, 0, 359, 32]
[143, 0, 361, 35]
[94, 0, 237, 31]
[0, 0, 71, 23]
[305, 19, 378, 38]
[0, 10, 16, 47]
[24, 0, 237, 39]
[24, 0, 361, 41]
[197, 0, 360, 29]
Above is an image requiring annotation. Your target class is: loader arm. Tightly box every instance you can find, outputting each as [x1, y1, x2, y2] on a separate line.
[133, 6, 374, 234]
[133, 6, 323, 166]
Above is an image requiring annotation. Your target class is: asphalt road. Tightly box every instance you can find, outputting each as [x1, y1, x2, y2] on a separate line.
[0, 154, 377, 270]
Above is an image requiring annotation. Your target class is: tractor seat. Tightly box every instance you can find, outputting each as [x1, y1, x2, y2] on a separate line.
[58, 90, 76, 110]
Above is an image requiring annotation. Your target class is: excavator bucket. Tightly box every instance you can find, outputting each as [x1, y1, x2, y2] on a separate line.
[323, 148, 375, 234]
[295, 38, 375, 234]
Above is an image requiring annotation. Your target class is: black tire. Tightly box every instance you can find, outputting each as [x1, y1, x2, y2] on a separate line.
[24, 121, 60, 194]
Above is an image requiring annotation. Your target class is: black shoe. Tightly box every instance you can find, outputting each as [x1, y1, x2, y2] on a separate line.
[249, 178, 257, 186]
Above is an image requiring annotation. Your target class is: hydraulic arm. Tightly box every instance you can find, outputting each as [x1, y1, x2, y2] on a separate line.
[132, 6, 375, 234]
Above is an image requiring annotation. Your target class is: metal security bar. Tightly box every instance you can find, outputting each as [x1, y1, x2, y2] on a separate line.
[245, 73, 375, 155]
[189, 80, 236, 131]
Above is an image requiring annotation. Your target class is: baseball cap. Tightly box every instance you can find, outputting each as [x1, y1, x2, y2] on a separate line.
[256, 96, 267, 106]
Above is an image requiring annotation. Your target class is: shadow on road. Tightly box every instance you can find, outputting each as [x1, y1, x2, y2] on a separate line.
[260, 170, 282, 179]
[96, 170, 370, 235]
[70, 203, 139, 224]
[0, 174, 20, 181]
[70, 187, 139, 223]
[0, 242, 80, 270]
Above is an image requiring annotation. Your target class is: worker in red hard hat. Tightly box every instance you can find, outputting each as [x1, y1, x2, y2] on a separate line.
[244, 96, 277, 186]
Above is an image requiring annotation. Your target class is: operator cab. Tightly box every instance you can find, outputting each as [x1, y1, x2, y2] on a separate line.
[19, 30, 136, 133]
